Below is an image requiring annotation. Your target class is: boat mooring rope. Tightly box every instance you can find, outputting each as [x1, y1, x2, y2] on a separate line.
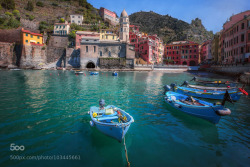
[122, 127, 130, 167]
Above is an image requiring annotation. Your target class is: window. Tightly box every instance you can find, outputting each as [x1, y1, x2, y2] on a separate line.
[72, 16, 74, 18]
[237, 26, 238, 32]
[106, 35, 108, 39]
[94, 46, 96, 52]
[190, 50, 192, 53]
[37, 42, 40, 44]
[100, 51, 102, 56]
[248, 33, 250, 42]
[37, 36, 40, 39]
[78, 21, 80, 23]
[31, 35, 33, 38]
[72, 20, 74, 23]
[109, 51, 111, 57]
[78, 16, 80, 18]
[186, 50, 188, 53]
[241, 47, 244, 54]
[25, 40, 28, 43]
[86, 46, 88, 52]
[26, 33, 28, 36]
[113, 36, 114, 39]
[241, 34, 244, 42]
[194, 49, 196, 52]
[177, 51, 179, 54]
[190, 55, 192, 58]
[241, 23, 244, 29]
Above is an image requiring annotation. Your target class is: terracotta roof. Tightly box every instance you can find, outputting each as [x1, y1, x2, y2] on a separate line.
[22, 29, 43, 37]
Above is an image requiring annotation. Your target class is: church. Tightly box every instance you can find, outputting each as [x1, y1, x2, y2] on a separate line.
[76, 9, 135, 69]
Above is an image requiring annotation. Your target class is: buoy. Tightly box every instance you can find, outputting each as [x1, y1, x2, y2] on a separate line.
[93, 112, 97, 118]
[216, 108, 231, 116]
[89, 121, 94, 127]
[50, 73, 52, 75]
[239, 88, 248, 95]
[204, 90, 207, 92]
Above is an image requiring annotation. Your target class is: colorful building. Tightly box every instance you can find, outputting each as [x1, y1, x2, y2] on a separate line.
[100, 29, 118, 41]
[200, 40, 212, 63]
[129, 25, 140, 54]
[21, 28, 43, 46]
[211, 33, 220, 63]
[53, 23, 70, 36]
[164, 41, 199, 66]
[70, 14, 83, 25]
[221, 11, 250, 64]
[99, 7, 119, 26]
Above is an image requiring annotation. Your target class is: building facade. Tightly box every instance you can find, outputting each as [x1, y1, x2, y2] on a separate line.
[200, 40, 212, 63]
[99, 7, 119, 26]
[21, 28, 43, 45]
[75, 31, 100, 49]
[221, 11, 250, 64]
[100, 29, 118, 41]
[164, 41, 199, 66]
[119, 9, 129, 42]
[53, 23, 70, 36]
[70, 14, 84, 25]
[211, 33, 219, 63]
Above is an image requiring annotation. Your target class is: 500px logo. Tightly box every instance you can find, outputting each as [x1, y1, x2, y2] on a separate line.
[10, 143, 25, 151]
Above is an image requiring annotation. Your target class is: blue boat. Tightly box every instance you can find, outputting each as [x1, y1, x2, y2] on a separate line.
[167, 83, 242, 101]
[190, 77, 238, 87]
[112, 72, 118, 76]
[90, 72, 98, 75]
[89, 99, 134, 142]
[164, 90, 231, 124]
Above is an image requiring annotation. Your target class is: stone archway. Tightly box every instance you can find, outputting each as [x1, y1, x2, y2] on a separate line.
[189, 61, 196, 66]
[86, 61, 96, 68]
[182, 61, 187, 65]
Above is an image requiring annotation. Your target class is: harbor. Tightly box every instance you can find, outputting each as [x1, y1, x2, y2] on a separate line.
[0, 70, 249, 167]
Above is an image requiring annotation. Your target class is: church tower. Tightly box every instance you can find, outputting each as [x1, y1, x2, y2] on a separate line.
[119, 9, 129, 43]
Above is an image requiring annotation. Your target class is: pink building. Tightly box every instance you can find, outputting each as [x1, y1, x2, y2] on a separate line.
[75, 31, 100, 49]
[129, 25, 140, 53]
[200, 40, 212, 63]
[221, 11, 250, 64]
[165, 41, 199, 66]
[99, 7, 119, 26]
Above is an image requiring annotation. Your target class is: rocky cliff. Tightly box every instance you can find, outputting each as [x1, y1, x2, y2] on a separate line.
[129, 11, 214, 44]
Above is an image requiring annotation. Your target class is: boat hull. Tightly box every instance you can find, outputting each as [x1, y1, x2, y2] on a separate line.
[164, 91, 232, 124]
[176, 87, 241, 101]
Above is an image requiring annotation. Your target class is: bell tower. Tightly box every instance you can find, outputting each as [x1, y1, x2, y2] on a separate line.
[119, 9, 129, 43]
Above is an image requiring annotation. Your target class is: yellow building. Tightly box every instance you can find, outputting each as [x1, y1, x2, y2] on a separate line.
[21, 28, 43, 45]
[100, 29, 118, 41]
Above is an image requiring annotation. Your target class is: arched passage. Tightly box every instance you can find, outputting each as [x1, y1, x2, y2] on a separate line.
[189, 61, 196, 66]
[182, 61, 187, 65]
[86, 61, 96, 68]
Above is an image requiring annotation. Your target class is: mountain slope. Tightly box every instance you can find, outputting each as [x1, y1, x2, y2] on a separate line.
[129, 11, 214, 44]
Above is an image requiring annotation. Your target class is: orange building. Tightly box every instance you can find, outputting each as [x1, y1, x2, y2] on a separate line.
[21, 28, 43, 46]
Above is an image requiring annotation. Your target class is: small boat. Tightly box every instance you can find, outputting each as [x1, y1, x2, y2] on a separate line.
[181, 81, 238, 91]
[10, 69, 21, 71]
[89, 99, 134, 142]
[90, 72, 98, 75]
[165, 84, 242, 101]
[164, 88, 232, 124]
[75, 71, 84, 74]
[190, 77, 238, 87]
[112, 72, 118, 76]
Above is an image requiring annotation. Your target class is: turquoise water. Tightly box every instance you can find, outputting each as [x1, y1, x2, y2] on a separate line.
[0, 70, 249, 167]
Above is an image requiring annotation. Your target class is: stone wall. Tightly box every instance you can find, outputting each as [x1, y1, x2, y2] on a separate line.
[20, 45, 46, 68]
[210, 64, 250, 75]
[99, 58, 126, 69]
[46, 47, 65, 63]
[48, 36, 68, 48]
[0, 42, 15, 68]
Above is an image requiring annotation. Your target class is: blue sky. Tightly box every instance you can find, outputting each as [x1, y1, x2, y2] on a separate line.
[88, 0, 249, 33]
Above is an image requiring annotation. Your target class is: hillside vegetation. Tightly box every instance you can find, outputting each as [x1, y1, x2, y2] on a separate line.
[129, 11, 214, 44]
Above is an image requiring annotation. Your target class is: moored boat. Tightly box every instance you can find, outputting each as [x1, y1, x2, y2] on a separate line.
[112, 72, 118, 76]
[190, 77, 238, 87]
[89, 99, 134, 142]
[90, 72, 98, 75]
[166, 83, 242, 101]
[164, 88, 232, 124]
[75, 71, 84, 74]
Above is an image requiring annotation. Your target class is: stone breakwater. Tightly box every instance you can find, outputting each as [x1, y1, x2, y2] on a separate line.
[208, 64, 250, 84]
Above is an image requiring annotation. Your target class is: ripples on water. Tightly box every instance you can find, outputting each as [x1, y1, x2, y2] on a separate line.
[0, 70, 249, 167]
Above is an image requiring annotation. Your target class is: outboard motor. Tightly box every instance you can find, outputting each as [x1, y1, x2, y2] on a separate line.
[170, 83, 176, 92]
[99, 99, 105, 109]
[164, 85, 171, 92]
[181, 81, 189, 87]
[190, 77, 197, 81]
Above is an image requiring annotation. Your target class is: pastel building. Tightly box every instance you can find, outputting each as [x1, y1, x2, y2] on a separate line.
[200, 40, 212, 63]
[70, 14, 84, 25]
[21, 28, 43, 46]
[165, 41, 199, 66]
[54, 23, 70, 36]
[99, 7, 119, 26]
[221, 11, 250, 64]
[100, 29, 118, 41]
[129, 25, 140, 54]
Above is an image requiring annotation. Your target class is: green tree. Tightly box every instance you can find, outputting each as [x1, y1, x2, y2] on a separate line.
[59, 18, 65, 23]
[26, 1, 34, 11]
[79, 0, 87, 7]
[68, 30, 76, 40]
[5, 12, 13, 16]
[12, 9, 20, 16]
[7, 16, 20, 28]
[1, 0, 15, 10]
